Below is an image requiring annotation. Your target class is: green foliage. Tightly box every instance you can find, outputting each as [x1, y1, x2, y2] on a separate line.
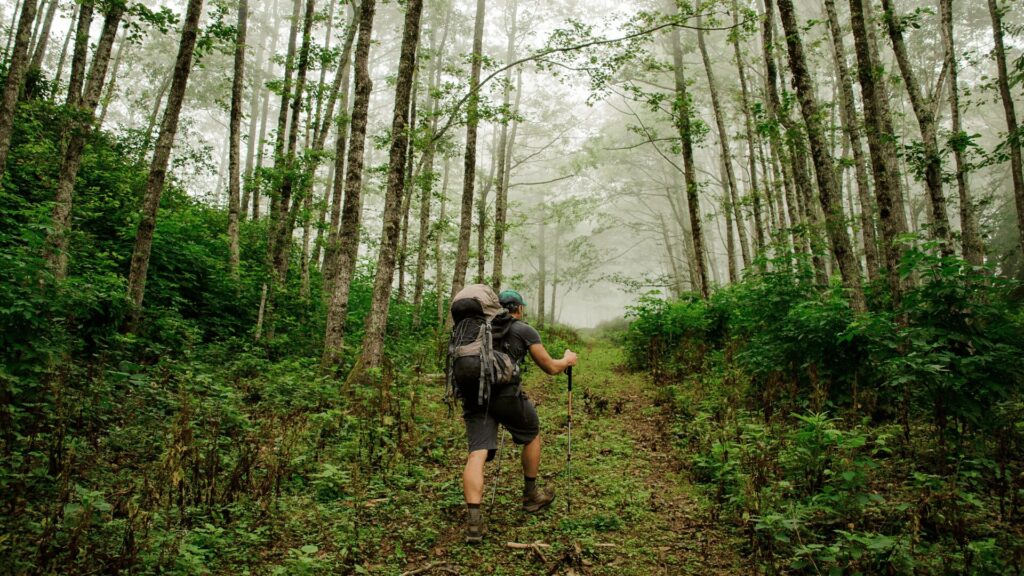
[627, 247, 1024, 574]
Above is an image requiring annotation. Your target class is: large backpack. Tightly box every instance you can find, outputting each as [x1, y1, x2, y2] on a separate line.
[446, 284, 520, 406]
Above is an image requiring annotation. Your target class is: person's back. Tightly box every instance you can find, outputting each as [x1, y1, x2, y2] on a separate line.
[454, 286, 578, 544]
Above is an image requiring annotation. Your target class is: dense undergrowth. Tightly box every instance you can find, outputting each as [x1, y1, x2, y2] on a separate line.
[623, 251, 1024, 574]
[0, 94, 486, 574]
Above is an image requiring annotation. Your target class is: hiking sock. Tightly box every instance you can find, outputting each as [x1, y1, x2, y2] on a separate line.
[467, 503, 482, 522]
[523, 476, 537, 496]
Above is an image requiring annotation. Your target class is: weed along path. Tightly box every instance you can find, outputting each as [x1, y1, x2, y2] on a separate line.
[388, 339, 749, 575]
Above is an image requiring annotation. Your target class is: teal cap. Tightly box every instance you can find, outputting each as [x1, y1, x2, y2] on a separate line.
[498, 289, 526, 308]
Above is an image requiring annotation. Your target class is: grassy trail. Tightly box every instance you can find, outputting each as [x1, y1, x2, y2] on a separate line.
[384, 338, 749, 575]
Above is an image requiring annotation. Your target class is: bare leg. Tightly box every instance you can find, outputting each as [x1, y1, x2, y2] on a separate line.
[463, 449, 488, 504]
[521, 434, 541, 478]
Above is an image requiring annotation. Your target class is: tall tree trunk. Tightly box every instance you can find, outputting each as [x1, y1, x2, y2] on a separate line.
[3, 0, 23, 62]
[43, 3, 124, 280]
[880, 0, 951, 251]
[475, 129, 498, 283]
[267, 0, 303, 259]
[777, 0, 865, 310]
[321, 0, 376, 372]
[271, 0, 316, 284]
[671, 25, 709, 299]
[493, 67, 522, 292]
[940, 0, 981, 265]
[253, 1, 284, 220]
[27, 0, 46, 60]
[27, 0, 56, 73]
[354, 0, 425, 376]
[698, 13, 747, 278]
[435, 158, 450, 327]
[413, 9, 452, 326]
[97, 29, 127, 128]
[536, 199, 547, 329]
[228, 0, 249, 278]
[0, 0, 39, 181]
[54, 2, 78, 85]
[849, 0, 909, 305]
[126, 0, 205, 321]
[321, 2, 360, 288]
[242, 18, 269, 222]
[397, 75, 419, 301]
[986, 0, 1024, 268]
[731, 4, 765, 254]
[825, 0, 879, 282]
[450, 0, 485, 303]
[491, 0, 519, 291]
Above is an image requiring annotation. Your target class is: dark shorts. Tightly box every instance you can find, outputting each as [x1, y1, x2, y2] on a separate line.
[462, 394, 540, 461]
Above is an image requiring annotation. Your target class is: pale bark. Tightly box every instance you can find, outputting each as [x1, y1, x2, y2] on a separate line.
[825, 0, 879, 281]
[321, 0, 376, 371]
[849, 0, 909, 305]
[537, 199, 547, 328]
[0, 0, 38, 181]
[986, 0, 1024, 268]
[880, 0, 951, 250]
[435, 159, 450, 327]
[28, 0, 56, 72]
[491, 0, 519, 291]
[267, 0, 303, 260]
[228, 0, 249, 278]
[698, 14, 745, 280]
[475, 129, 498, 284]
[671, 25, 709, 299]
[126, 0, 205, 319]
[43, 3, 124, 280]
[97, 30, 127, 128]
[777, 0, 865, 310]
[939, 0, 981, 265]
[397, 75, 419, 301]
[354, 0, 425, 375]
[241, 19, 268, 222]
[731, 4, 765, 254]
[54, 2, 78, 85]
[450, 0, 486, 303]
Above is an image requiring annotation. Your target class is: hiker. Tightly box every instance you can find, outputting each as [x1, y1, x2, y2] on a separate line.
[449, 286, 578, 544]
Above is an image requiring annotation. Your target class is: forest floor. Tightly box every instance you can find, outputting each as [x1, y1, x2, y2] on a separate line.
[368, 339, 751, 576]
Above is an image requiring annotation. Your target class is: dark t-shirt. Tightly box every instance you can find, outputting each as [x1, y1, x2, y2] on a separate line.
[503, 320, 542, 365]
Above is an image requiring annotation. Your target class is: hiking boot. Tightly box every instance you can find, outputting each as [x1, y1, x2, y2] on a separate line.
[522, 488, 555, 513]
[465, 510, 485, 544]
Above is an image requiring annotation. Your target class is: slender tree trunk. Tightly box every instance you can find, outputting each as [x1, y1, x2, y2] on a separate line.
[492, 0, 519, 290]
[28, 0, 56, 73]
[3, 0, 23, 62]
[880, 0, 951, 251]
[397, 75, 419, 301]
[267, 0, 303, 259]
[253, 1, 283, 220]
[671, 25, 709, 298]
[777, 0, 865, 310]
[322, 0, 377, 372]
[825, 0, 879, 281]
[731, 5, 765, 254]
[986, 0, 1024, 268]
[54, 2, 78, 85]
[27, 0, 45, 60]
[435, 158, 450, 327]
[537, 200, 547, 329]
[322, 3, 360, 288]
[43, 3, 124, 280]
[849, 0, 909, 305]
[242, 19, 269, 222]
[97, 29, 127, 128]
[698, 14, 747, 278]
[413, 11, 452, 326]
[354, 0, 425, 376]
[271, 0, 316, 284]
[126, 0, 205, 321]
[475, 129, 498, 284]
[228, 0, 249, 278]
[450, 0, 485, 303]
[940, 0, 981, 265]
[0, 0, 39, 181]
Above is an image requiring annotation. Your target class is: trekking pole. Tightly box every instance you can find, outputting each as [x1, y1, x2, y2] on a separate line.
[566, 366, 573, 514]
[490, 427, 507, 507]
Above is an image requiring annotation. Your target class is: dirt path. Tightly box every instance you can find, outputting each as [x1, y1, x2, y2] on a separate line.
[392, 339, 749, 575]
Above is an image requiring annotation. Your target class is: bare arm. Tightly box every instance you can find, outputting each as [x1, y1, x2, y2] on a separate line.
[528, 344, 578, 375]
